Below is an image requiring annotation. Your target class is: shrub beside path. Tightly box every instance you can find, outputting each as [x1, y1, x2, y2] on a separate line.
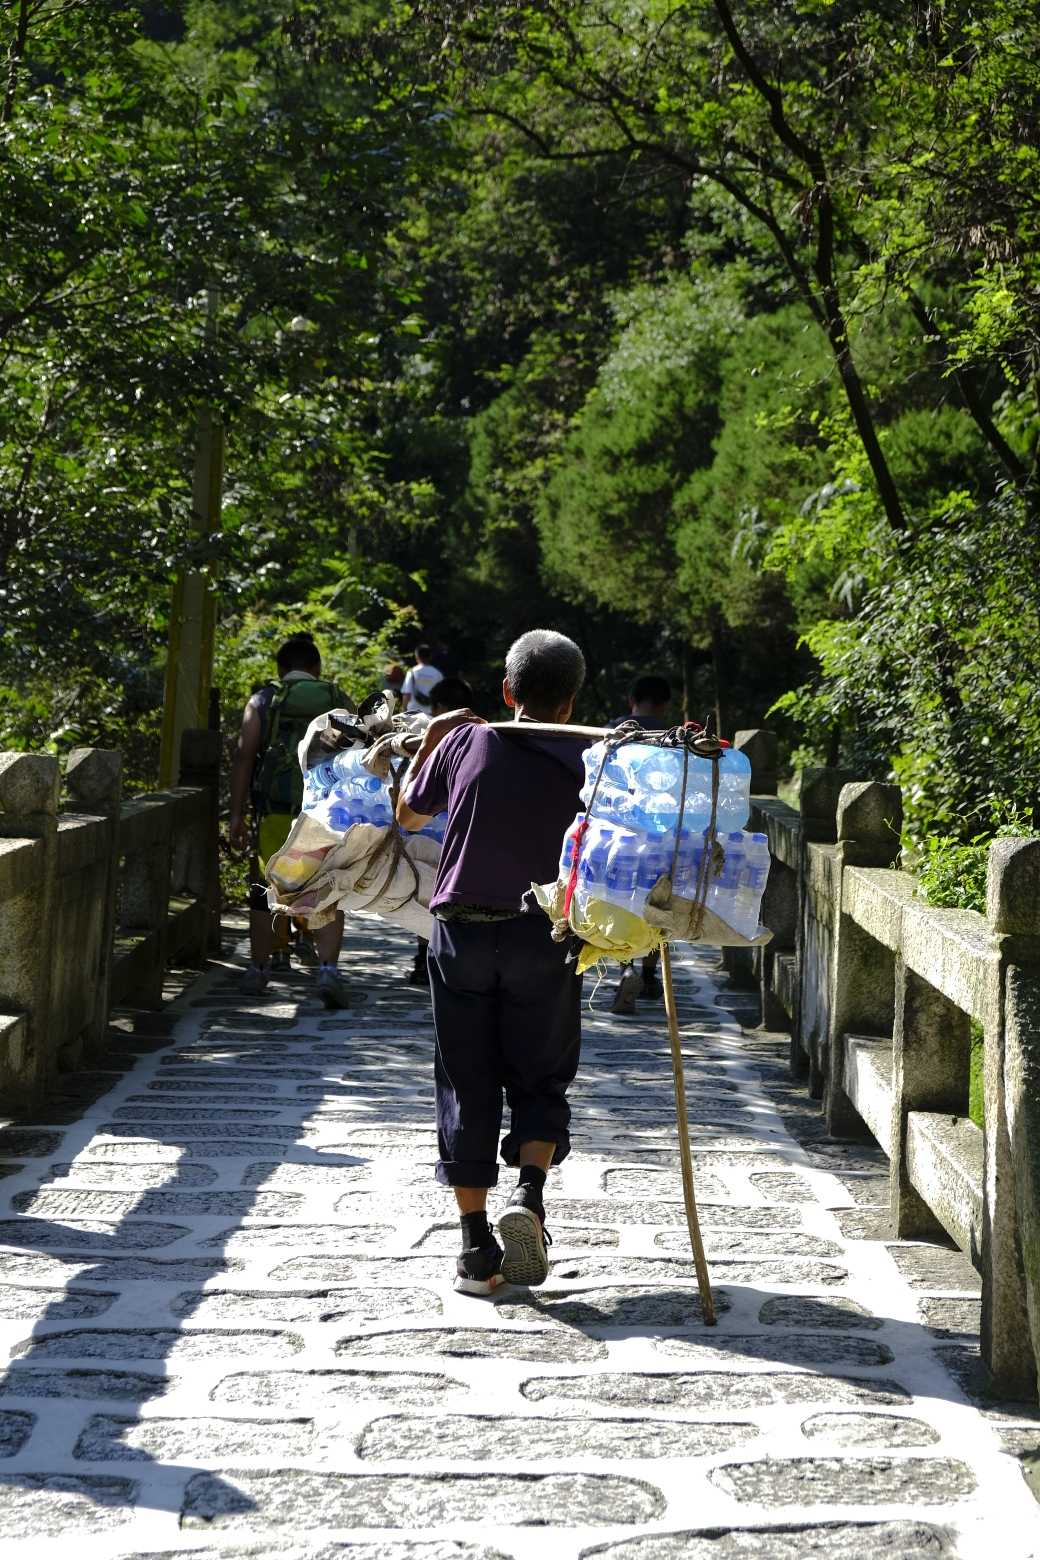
[0, 916, 1037, 1557]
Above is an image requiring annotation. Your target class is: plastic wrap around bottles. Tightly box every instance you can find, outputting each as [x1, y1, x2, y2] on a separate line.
[303, 745, 446, 842]
[564, 740, 767, 939]
[303, 747, 394, 832]
[581, 739, 751, 834]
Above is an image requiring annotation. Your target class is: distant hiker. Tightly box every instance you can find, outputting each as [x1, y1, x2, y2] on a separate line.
[611, 673, 672, 732]
[407, 675, 475, 988]
[397, 629, 589, 1295]
[429, 675, 474, 716]
[401, 642, 445, 713]
[228, 632, 352, 1007]
[384, 663, 406, 702]
[609, 673, 673, 1007]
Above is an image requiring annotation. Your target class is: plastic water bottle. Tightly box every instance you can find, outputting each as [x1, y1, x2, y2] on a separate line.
[628, 747, 682, 793]
[603, 830, 640, 908]
[326, 801, 357, 831]
[709, 832, 745, 930]
[732, 831, 770, 936]
[331, 749, 383, 796]
[715, 748, 752, 831]
[559, 814, 585, 879]
[634, 836, 671, 909]
[306, 760, 339, 799]
[579, 737, 753, 844]
[579, 822, 612, 894]
[671, 830, 699, 897]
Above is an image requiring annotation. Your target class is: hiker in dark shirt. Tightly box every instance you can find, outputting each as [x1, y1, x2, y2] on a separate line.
[397, 630, 588, 1295]
[610, 673, 672, 733]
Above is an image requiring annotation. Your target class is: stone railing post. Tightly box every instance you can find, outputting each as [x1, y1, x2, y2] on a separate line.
[119, 796, 173, 1010]
[795, 766, 856, 1094]
[64, 748, 122, 1054]
[824, 781, 903, 1137]
[0, 753, 60, 1103]
[733, 729, 778, 797]
[176, 727, 222, 960]
[984, 837, 1040, 1398]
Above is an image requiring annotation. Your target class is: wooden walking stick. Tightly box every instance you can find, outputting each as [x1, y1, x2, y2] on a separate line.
[661, 940, 716, 1325]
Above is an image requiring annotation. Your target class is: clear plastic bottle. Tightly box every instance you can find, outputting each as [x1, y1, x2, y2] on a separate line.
[732, 831, 770, 936]
[559, 814, 585, 879]
[306, 759, 339, 800]
[331, 749, 384, 796]
[582, 739, 752, 837]
[575, 821, 613, 914]
[633, 835, 671, 910]
[326, 801, 357, 832]
[671, 829, 697, 897]
[709, 832, 745, 930]
[603, 830, 640, 908]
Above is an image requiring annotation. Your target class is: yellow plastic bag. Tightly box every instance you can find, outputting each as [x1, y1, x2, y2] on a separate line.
[530, 879, 663, 974]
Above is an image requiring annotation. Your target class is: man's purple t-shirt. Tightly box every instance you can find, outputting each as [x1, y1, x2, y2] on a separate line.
[405, 723, 588, 912]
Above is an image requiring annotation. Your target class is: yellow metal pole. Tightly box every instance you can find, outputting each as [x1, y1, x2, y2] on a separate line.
[661, 940, 716, 1325]
[159, 290, 222, 786]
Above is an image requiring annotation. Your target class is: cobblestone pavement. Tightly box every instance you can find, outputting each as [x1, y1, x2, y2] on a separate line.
[0, 916, 1039, 1559]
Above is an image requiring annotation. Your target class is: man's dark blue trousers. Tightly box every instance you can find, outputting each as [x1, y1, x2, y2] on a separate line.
[428, 912, 582, 1187]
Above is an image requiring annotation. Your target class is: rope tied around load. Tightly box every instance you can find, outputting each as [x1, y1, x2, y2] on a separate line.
[553, 715, 726, 944]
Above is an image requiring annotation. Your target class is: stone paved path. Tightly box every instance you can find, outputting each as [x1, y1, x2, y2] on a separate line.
[0, 917, 1038, 1559]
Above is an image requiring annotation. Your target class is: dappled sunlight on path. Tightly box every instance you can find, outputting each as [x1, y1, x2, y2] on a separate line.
[0, 919, 1036, 1557]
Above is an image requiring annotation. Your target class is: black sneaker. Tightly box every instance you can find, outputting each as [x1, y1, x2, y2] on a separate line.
[498, 1186, 552, 1287]
[610, 965, 641, 1016]
[455, 1236, 504, 1296]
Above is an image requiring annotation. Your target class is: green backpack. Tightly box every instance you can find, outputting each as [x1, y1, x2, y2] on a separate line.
[253, 677, 350, 817]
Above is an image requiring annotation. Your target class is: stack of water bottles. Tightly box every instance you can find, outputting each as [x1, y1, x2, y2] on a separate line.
[562, 740, 770, 940]
[303, 748, 445, 843]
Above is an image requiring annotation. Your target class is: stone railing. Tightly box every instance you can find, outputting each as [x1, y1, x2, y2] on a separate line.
[731, 729, 1040, 1401]
[0, 729, 221, 1111]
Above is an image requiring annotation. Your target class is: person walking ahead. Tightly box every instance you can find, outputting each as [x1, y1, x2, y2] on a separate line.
[401, 642, 444, 713]
[397, 630, 589, 1294]
[228, 632, 351, 1008]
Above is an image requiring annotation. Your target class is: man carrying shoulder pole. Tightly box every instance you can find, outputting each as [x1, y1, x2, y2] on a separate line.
[396, 630, 589, 1294]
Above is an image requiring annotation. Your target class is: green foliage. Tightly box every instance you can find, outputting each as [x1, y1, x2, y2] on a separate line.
[969, 1022, 985, 1132]
[907, 804, 1035, 914]
[4, 0, 1040, 874]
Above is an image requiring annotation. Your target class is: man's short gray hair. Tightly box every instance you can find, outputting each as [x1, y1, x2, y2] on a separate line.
[505, 629, 586, 710]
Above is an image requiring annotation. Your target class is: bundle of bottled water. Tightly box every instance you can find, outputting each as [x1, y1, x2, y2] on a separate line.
[303, 749, 445, 841]
[561, 739, 769, 938]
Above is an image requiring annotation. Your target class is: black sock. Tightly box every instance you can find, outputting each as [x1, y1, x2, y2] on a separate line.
[517, 1164, 547, 1206]
[460, 1210, 491, 1249]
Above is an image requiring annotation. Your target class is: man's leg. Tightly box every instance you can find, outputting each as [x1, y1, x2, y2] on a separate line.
[429, 918, 504, 1294]
[246, 812, 292, 990]
[641, 947, 663, 999]
[243, 869, 275, 993]
[498, 915, 583, 1286]
[314, 913, 349, 1010]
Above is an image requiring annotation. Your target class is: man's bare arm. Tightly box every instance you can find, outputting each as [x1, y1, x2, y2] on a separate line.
[396, 708, 484, 831]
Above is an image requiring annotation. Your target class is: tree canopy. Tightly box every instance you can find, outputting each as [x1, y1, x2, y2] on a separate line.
[2, 0, 1038, 839]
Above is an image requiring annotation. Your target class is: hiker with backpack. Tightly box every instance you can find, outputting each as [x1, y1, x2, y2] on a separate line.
[228, 632, 353, 1007]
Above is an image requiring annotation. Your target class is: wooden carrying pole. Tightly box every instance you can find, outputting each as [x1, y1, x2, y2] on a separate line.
[661, 941, 716, 1324]
[480, 717, 716, 1322]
